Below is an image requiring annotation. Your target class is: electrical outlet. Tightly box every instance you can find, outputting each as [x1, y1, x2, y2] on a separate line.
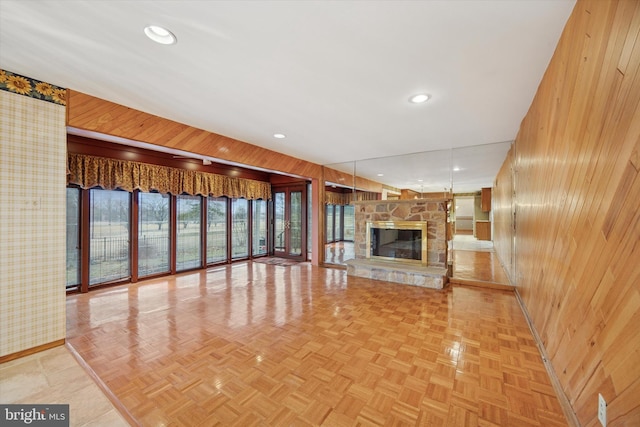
[598, 393, 607, 427]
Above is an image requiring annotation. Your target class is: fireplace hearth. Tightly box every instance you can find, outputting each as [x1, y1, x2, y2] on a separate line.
[345, 199, 449, 289]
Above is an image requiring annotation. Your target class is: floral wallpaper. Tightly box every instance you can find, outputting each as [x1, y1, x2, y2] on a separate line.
[0, 69, 66, 105]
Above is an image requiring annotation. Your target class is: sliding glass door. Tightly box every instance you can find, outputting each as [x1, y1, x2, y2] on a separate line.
[343, 204, 355, 241]
[89, 189, 131, 285]
[207, 196, 228, 263]
[176, 195, 202, 271]
[66, 188, 81, 288]
[326, 204, 335, 243]
[68, 189, 272, 290]
[231, 199, 249, 259]
[138, 192, 170, 277]
[252, 199, 268, 256]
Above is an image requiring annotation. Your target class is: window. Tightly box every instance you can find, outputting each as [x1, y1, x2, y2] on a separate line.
[231, 199, 249, 259]
[274, 192, 285, 252]
[207, 197, 227, 263]
[344, 204, 355, 241]
[335, 205, 343, 241]
[252, 199, 267, 256]
[290, 191, 302, 256]
[326, 204, 334, 243]
[68, 188, 270, 291]
[89, 189, 131, 285]
[66, 188, 81, 288]
[307, 183, 312, 258]
[176, 195, 202, 271]
[138, 192, 170, 276]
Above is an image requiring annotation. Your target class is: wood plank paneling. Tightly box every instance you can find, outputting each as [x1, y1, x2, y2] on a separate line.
[323, 166, 383, 193]
[67, 90, 323, 180]
[493, 146, 514, 284]
[493, 1, 640, 425]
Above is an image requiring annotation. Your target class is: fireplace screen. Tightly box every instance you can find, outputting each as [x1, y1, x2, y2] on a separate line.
[366, 221, 428, 266]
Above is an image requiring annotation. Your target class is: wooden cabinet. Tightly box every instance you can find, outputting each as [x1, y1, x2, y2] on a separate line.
[481, 187, 492, 212]
[476, 221, 491, 241]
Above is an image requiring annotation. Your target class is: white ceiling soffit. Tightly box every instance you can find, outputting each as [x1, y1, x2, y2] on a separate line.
[0, 0, 575, 190]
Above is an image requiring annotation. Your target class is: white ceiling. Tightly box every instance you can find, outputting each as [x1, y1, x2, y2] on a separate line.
[0, 0, 575, 192]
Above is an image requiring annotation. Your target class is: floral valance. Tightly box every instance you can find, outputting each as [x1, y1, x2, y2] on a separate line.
[67, 153, 271, 200]
[353, 191, 380, 202]
[325, 190, 380, 205]
[325, 192, 352, 206]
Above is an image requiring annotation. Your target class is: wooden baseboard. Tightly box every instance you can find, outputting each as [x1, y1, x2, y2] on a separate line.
[514, 289, 581, 427]
[449, 277, 515, 291]
[0, 339, 65, 364]
[66, 343, 140, 427]
[321, 263, 347, 270]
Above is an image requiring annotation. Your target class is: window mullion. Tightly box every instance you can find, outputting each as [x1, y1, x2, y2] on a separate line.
[130, 190, 139, 283]
[80, 188, 91, 293]
[170, 194, 177, 274]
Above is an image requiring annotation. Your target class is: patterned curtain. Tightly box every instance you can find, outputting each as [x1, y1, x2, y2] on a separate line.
[325, 191, 381, 205]
[67, 153, 271, 200]
[325, 191, 352, 206]
[353, 191, 380, 202]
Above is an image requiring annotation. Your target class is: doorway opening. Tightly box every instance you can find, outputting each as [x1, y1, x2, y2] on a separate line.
[272, 184, 307, 261]
[454, 196, 474, 236]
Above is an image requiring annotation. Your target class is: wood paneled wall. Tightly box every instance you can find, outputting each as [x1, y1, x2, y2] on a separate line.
[323, 166, 384, 193]
[493, 145, 514, 284]
[493, 1, 640, 425]
[67, 90, 322, 180]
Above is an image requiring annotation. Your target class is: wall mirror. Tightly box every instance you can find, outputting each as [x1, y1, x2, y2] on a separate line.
[323, 141, 511, 266]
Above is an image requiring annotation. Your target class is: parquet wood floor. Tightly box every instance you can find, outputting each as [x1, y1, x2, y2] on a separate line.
[66, 263, 567, 426]
[450, 250, 512, 288]
[325, 242, 355, 266]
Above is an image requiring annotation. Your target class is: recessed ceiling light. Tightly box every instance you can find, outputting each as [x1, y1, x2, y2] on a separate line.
[144, 25, 177, 45]
[409, 93, 431, 103]
[273, 133, 286, 139]
[377, 173, 384, 177]
[453, 167, 461, 172]
[418, 179, 423, 182]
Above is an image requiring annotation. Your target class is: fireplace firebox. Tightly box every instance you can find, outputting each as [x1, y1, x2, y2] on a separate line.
[366, 220, 428, 266]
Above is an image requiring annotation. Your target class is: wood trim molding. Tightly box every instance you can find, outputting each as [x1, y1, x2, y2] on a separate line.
[66, 343, 141, 427]
[0, 339, 66, 364]
[448, 278, 515, 291]
[514, 289, 581, 427]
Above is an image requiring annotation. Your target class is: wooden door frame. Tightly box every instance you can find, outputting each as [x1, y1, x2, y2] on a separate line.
[272, 184, 308, 261]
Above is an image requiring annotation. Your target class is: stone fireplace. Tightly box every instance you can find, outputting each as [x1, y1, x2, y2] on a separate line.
[345, 199, 449, 289]
[366, 220, 427, 266]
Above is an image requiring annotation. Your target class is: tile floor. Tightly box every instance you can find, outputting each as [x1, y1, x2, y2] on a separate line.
[450, 234, 495, 252]
[0, 345, 128, 426]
